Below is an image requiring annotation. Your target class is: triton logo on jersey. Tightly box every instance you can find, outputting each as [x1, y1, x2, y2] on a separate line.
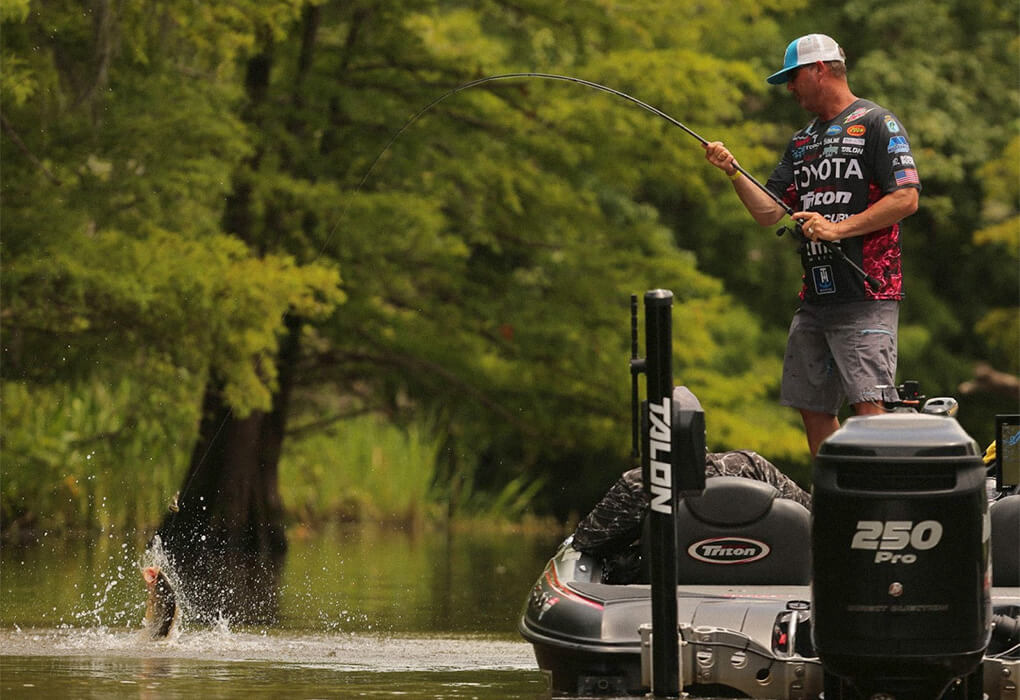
[801, 190, 852, 208]
[825, 125, 842, 136]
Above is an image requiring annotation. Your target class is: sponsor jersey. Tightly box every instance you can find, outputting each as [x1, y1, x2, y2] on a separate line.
[765, 99, 921, 303]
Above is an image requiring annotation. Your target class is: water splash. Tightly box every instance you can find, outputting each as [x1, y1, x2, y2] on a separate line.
[140, 534, 173, 575]
[211, 610, 232, 635]
[57, 533, 191, 639]
[67, 538, 143, 631]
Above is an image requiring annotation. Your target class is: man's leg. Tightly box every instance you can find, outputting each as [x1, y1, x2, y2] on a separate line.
[781, 306, 845, 456]
[830, 301, 900, 409]
[852, 400, 885, 416]
[801, 301, 899, 453]
[802, 403, 882, 456]
[800, 408, 840, 457]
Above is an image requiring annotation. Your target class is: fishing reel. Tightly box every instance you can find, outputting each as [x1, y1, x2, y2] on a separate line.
[877, 380, 959, 416]
[776, 218, 883, 292]
[878, 380, 923, 411]
[775, 221, 807, 242]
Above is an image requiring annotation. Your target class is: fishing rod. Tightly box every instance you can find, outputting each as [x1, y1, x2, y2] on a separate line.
[352, 72, 880, 291]
[172, 71, 882, 517]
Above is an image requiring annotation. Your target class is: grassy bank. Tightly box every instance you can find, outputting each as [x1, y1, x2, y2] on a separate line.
[279, 415, 442, 529]
[2, 380, 551, 540]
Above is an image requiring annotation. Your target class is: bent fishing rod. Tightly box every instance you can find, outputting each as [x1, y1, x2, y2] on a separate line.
[354, 72, 880, 291]
[172, 73, 884, 520]
[174, 71, 881, 514]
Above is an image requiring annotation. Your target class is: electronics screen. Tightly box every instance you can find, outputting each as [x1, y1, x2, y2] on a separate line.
[995, 414, 1020, 490]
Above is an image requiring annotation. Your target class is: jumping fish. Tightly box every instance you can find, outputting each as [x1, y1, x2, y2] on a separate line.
[142, 565, 180, 639]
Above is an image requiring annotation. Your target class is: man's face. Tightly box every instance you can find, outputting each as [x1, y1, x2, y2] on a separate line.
[786, 63, 819, 112]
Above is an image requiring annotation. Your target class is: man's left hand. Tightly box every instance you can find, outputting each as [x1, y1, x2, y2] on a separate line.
[793, 212, 839, 242]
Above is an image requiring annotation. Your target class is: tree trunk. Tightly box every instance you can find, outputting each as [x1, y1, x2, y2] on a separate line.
[156, 315, 301, 625]
[154, 9, 321, 626]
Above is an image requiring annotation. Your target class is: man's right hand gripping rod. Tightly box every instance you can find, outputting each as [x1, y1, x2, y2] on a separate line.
[730, 162, 882, 292]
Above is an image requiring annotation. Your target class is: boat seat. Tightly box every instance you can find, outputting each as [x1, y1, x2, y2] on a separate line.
[674, 476, 812, 585]
[990, 495, 1019, 587]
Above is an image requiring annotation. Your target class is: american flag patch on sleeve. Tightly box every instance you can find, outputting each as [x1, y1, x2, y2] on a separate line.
[895, 168, 920, 186]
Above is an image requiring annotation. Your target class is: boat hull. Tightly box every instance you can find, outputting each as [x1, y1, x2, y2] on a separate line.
[519, 541, 1020, 698]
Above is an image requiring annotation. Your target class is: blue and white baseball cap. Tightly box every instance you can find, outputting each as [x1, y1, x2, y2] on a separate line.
[767, 34, 844, 85]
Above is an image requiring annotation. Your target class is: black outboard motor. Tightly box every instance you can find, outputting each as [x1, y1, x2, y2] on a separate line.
[812, 413, 991, 699]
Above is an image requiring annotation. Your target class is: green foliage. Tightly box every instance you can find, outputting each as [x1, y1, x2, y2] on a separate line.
[3, 0, 1016, 534]
[5, 225, 343, 415]
[1, 377, 198, 535]
[971, 136, 1020, 374]
[1, 0, 344, 418]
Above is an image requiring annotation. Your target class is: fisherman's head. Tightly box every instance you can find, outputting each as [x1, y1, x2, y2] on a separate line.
[767, 34, 847, 85]
[768, 34, 848, 114]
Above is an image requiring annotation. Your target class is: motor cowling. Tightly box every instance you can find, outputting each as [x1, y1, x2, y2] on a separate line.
[811, 413, 991, 698]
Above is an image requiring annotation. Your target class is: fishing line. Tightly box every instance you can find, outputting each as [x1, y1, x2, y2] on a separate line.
[322, 71, 725, 250]
[166, 411, 231, 521]
[320, 71, 878, 289]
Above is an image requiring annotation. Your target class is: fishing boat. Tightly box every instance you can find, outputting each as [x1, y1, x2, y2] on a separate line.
[519, 496, 1020, 698]
[518, 290, 1020, 699]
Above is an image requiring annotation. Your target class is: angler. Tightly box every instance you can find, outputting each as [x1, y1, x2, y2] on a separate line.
[704, 33, 920, 456]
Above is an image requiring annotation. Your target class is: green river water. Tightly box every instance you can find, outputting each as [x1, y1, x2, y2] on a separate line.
[1, 525, 561, 699]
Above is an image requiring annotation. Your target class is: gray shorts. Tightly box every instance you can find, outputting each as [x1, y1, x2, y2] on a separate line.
[780, 301, 899, 415]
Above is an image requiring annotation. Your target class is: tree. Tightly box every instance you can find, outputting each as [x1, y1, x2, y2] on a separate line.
[2, 1, 815, 549]
[19, 0, 1014, 554]
[1, 0, 342, 619]
[964, 135, 1020, 398]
